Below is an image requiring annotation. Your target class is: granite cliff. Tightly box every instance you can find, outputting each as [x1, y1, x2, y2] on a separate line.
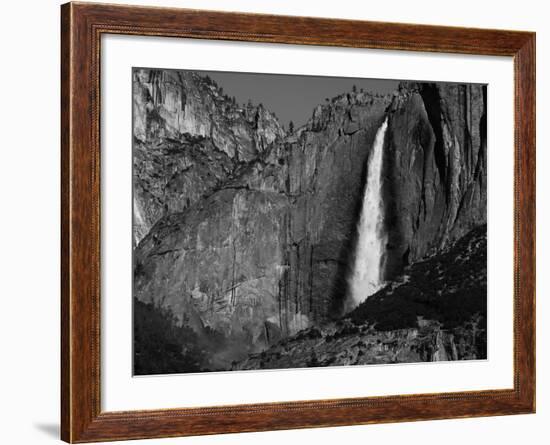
[133, 70, 487, 373]
[133, 69, 285, 245]
[382, 83, 486, 279]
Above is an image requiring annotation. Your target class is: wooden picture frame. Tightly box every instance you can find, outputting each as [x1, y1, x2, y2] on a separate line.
[61, 2, 535, 442]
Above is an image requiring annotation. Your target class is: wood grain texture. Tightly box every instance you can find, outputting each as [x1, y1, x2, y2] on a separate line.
[60, 2, 536, 442]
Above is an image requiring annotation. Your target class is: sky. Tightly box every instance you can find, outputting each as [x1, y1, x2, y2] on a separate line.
[198, 70, 400, 128]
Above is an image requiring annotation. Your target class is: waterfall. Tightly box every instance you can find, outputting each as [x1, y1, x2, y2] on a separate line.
[349, 118, 388, 307]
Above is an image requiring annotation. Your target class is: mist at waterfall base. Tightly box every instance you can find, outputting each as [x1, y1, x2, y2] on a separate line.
[348, 118, 388, 308]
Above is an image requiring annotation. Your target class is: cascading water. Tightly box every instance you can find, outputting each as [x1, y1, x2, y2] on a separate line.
[349, 118, 388, 307]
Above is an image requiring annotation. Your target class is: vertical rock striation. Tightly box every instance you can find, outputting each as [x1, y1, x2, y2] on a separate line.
[382, 83, 487, 278]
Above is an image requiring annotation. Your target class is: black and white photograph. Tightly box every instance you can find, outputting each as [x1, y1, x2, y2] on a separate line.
[132, 68, 487, 375]
[2, 0, 546, 443]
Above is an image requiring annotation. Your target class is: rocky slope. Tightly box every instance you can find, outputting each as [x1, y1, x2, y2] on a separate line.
[234, 225, 487, 370]
[133, 71, 487, 372]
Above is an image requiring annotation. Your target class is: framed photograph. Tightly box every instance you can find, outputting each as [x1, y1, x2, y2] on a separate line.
[61, 2, 535, 442]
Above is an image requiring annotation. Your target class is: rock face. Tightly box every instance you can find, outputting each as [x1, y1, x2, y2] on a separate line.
[133, 136, 236, 245]
[135, 188, 289, 360]
[133, 70, 487, 372]
[133, 69, 285, 244]
[382, 83, 487, 279]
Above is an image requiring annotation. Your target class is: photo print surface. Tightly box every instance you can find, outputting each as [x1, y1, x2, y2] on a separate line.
[132, 68, 487, 375]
